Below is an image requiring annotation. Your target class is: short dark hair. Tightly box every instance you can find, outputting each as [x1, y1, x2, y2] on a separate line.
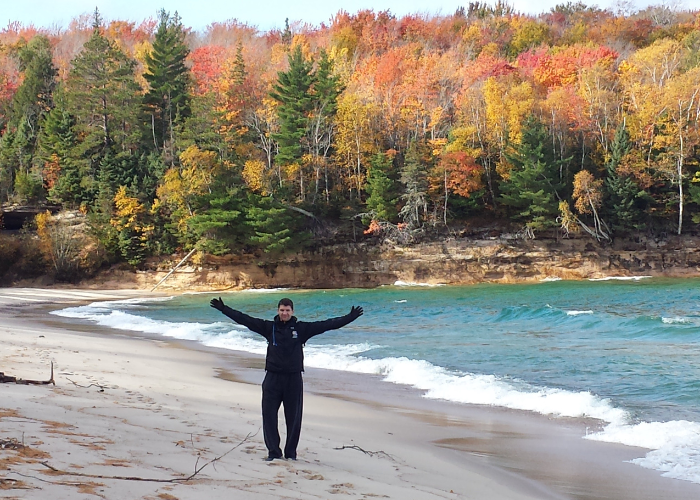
[278, 298, 294, 309]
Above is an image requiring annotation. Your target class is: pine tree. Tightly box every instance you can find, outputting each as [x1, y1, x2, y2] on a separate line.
[65, 10, 143, 160]
[499, 115, 566, 231]
[604, 122, 647, 233]
[35, 98, 83, 205]
[270, 45, 314, 197]
[365, 152, 398, 222]
[245, 195, 309, 254]
[143, 9, 191, 154]
[0, 35, 56, 202]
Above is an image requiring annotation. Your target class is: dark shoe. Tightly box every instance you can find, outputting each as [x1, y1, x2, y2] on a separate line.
[285, 457, 296, 461]
[264, 455, 280, 462]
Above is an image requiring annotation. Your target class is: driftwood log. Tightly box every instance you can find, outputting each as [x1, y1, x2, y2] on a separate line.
[0, 362, 54, 385]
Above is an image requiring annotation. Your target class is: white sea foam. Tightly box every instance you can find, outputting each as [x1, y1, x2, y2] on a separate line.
[567, 310, 594, 316]
[662, 316, 692, 324]
[394, 300, 408, 303]
[586, 420, 700, 483]
[393, 280, 445, 287]
[540, 277, 562, 282]
[589, 276, 653, 282]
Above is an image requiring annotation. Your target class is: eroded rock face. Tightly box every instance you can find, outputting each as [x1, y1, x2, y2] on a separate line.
[104, 236, 700, 291]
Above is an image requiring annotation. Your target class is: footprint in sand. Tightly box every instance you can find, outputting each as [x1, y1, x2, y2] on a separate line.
[329, 482, 355, 494]
[299, 470, 324, 480]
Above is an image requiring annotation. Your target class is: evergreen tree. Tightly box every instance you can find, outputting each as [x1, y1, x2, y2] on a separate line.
[399, 141, 431, 228]
[0, 35, 56, 202]
[246, 195, 308, 254]
[65, 11, 143, 160]
[35, 98, 83, 205]
[63, 10, 143, 204]
[143, 9, 191, 155]
[365, 152, 398, 222]
[499, 115, 566, 231]
[270, 45, 314, 191]
[603, 122, 647, 233]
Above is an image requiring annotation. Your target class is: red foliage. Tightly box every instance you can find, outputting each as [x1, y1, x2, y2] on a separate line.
[189, 45, 227, 95]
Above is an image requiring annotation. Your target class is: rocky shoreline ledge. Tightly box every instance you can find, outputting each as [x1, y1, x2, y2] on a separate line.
[27, 234, 699, 291]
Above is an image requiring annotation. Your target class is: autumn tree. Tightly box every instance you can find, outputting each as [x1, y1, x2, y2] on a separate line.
[307, 49, 343, 204]
[110, 185, 151, 265]
[400, 140, 431, 228]
[572, 170, 609, 240]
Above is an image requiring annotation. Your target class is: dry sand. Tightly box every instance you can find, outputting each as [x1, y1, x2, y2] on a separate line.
[2, 288, 700, 500]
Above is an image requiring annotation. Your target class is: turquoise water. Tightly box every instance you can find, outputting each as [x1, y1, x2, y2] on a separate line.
[53, 277, 700, 483]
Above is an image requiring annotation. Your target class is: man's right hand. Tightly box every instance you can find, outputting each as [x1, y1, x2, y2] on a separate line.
[210, 297, 225, 311]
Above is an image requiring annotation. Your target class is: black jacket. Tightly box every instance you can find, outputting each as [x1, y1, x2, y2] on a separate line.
[218, 306, 357, 373]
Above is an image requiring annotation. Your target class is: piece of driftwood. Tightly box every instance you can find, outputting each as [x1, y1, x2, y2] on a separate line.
[0, 362, 54, 385]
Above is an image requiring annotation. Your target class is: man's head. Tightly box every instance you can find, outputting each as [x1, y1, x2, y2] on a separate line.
[277, 298, 294, 322]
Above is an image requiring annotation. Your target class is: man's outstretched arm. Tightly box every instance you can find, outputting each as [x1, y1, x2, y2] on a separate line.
[210, 297, 269, 338]
[299, 306, 363, 342]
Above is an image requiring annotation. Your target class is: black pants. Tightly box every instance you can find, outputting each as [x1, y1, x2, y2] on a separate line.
[262, 371, 303, 459]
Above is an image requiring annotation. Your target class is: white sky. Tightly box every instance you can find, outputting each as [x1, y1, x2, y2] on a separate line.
[0, 1, 685, 32]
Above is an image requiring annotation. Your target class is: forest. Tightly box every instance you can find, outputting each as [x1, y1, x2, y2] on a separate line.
[0, 2, 699, 276]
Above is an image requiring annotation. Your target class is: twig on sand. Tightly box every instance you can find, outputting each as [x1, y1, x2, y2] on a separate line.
[66, 378, 105, 392]
[29, 430, 259, 484]
[0, 362, 54, 385]
[333, 445, 396, 461]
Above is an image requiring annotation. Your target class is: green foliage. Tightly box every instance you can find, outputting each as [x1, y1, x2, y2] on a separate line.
[143, 9, 191, 153]
[499, 115, 566, 231]
[13, 169, 44, 202]
[365, 152, 398, 223]
[246, 195, 308, 254]
[270, 45, 314, 168]
[0, 35, 56, 202]
[603, 123, 648, 234]
[64, 14, 143, 166]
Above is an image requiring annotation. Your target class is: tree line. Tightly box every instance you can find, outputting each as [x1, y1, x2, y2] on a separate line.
[0, 3, 699, 268]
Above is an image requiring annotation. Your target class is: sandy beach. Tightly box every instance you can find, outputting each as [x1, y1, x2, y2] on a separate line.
[2, 288, 700, 500]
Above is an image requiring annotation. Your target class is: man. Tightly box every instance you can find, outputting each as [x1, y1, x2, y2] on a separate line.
[210, 296, 363, 461]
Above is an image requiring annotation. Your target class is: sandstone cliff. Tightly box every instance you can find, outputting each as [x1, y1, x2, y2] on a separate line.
[78, 235, 700, 291]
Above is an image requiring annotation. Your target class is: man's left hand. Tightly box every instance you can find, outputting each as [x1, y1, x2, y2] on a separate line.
[349, 306, 364, 320]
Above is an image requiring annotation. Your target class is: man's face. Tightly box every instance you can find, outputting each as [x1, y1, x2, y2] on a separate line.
[278, 305, 293, 322]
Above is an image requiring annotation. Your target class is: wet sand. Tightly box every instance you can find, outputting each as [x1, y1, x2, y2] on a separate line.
[1, 287, 699, 499]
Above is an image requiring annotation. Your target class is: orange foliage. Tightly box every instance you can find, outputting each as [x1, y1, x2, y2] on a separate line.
[189, 45, 227, 95]
[518, 44, 618, 88]
[440, 151, 483, 198]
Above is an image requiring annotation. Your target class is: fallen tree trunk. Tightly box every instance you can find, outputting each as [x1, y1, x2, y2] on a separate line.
[0, 362, 54, 385]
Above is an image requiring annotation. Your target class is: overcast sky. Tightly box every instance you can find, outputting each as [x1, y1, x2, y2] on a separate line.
[1, 1, 685, 32]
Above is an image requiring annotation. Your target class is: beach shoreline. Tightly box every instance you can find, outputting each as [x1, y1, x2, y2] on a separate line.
[2, 288, 700, 499]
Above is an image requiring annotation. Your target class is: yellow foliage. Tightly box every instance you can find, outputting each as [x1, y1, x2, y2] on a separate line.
[484, 76, 534, 148]
[558, 201, 579, 234]
[428, 138, 447, 156]
[243, 159, 267, 194]
[572, 170, 603, 215]
[291, 34, 313, 61]
[111, 186, 151, 237]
